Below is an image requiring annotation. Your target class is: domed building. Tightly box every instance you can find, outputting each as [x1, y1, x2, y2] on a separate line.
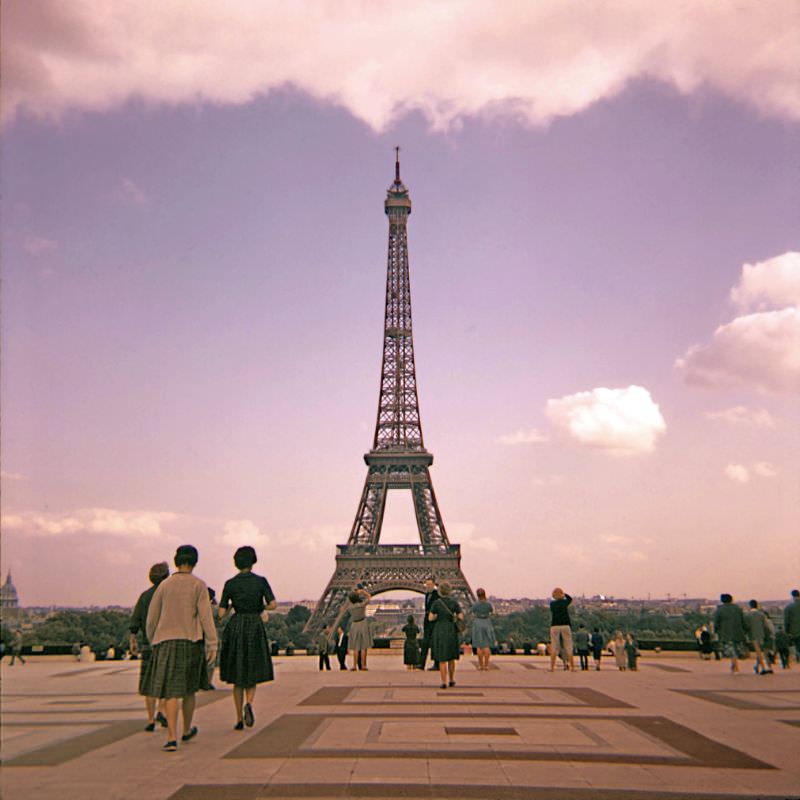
[1, 571, 20, 620]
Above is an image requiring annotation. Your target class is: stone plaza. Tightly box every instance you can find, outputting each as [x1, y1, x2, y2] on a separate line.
[2, 651, 799, 799]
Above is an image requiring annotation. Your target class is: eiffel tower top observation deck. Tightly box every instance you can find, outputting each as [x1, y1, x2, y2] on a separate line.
[373, 147, 425, 455]
[304, 152, 474, 636]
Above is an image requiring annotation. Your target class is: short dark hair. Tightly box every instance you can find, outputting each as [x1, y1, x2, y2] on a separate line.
[234, 546, 257, 570]
[148, 562, 169, 585]
[348, 591, 362, 604]
[407, 614, 415, 623]
[720, 593, 733, 604]
[792, 589, 799, 598]
[749, 599, 758, 608]
[174, 545, 198, 568]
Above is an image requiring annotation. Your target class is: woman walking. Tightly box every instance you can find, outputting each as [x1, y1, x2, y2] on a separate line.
[218, 546, 277, 729]
[609, 631, 627, 671]
[429, 581, 464, 688]
[144, 545, 217, 752]
[347, 587, 372, 670]
[470, 588, 496, 671]
[129, 561, 169, 730]
[402, 615, 420, 670]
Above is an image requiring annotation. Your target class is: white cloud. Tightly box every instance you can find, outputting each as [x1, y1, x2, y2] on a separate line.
[1, 508, 176, 537]
[725, 464, 750, 483]
[601, 534, 634, 545]
[3, 3, 798, 128]
[676, 307, 800, 394]
[23, 235, 58, 255]
[496, 428, 548, 445]
[218, 519, 268, 549]
[279, 525, 343, 554]
[118, 177, 148, 205]
[705, 406, 775, 429]
[545, 385, 666, 455]
[448, 522, 498, 552]
[730, 252, 800, 311]
[753, 461, 778, 478]
[608, 549, 648, 563]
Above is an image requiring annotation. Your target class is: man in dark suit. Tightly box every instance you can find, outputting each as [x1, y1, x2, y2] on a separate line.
[417, 578, 440, 670]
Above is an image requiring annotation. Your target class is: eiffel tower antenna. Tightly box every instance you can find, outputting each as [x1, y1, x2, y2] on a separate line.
[305, 152, 475, 636]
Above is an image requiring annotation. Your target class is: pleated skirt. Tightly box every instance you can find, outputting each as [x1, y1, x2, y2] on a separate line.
[140, 639, 206, 698]
[219, 613, 274, 687]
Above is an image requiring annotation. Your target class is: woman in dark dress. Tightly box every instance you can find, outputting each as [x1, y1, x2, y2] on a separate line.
[428, 581, 464, 689]
[218, 546, 277, 730]
[401, 614, 420, 670]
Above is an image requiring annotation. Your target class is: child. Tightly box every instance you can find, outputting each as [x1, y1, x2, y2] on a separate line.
[624, 633, 639, 671]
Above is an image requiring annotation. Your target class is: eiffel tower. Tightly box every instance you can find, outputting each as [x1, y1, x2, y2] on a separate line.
[305, 150, 475, 636]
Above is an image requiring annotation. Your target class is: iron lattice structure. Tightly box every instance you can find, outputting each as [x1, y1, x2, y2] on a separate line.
[305, 152, 475, 636]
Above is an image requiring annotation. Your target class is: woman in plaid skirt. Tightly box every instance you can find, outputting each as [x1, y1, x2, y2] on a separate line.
[218, 546, 277, 730]
[144, 545, 218, 752]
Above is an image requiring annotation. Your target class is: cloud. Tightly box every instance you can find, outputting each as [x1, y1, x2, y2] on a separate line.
[118, 177, 148, 205]
[1, 508, 177, 537]
[0, 471, 27, 481]
[3, 3, 799, 128]
[753, 461, 778, 478]
[449, 522, 498, 552]
[545, 385, 666, 455]
[217, 519, 269, 549]
[730, 252, 800, 311]
[705, 406, 775, 429]
[496, 428, 548, 445]
[601, 534, 634, 545]
[23, 235, 58, 255]
[725, 464, 750, 483]
[676, 307, 800, 394]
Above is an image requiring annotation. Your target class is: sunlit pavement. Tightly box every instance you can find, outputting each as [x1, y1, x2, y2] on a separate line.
[2, 652, 800, 799]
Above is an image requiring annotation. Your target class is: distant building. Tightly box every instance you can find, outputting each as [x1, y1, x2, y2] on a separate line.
[1, 571, 20, 621]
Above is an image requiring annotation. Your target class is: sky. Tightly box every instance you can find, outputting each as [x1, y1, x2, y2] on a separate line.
[2, 1, 799, 607]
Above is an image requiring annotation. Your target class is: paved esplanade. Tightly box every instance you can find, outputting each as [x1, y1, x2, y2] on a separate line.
[2, 654, 800, 799]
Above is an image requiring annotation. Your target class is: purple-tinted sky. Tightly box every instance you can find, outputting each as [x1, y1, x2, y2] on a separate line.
[2, 3, 799, 606]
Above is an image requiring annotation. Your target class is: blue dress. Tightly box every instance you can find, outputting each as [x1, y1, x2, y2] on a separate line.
[470, 600, 496, 649]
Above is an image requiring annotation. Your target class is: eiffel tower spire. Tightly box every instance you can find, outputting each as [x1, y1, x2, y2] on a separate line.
[305, 152, 475, 636]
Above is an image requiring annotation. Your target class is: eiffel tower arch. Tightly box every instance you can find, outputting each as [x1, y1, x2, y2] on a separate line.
[305, 151, 475, 636]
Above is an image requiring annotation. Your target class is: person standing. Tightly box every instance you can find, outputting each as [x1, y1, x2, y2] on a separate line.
[574, 624, 591, 671]
[775, 627, 791, 669]
[609, 631, 627, 670]
[129, 561, 170, 731]
[784, 589, 800, 663]
[470, 588, 496, 671]
[402, 614, 420, 670]
[335, 613, 350, 671]
[746, 599, 772, 675]
[713, 593, 748, 674]
[218, 546, 276, 730]
[590, 627, 604, 670]
[317, 626, 332, 671]
[418, 578, 440, 670]
[429, 581, 464, 688]
[347, 588, 372, 671]
[144, 545, 217, 752]
[624, 633, 639, 671]
[548, 588, 575, 672]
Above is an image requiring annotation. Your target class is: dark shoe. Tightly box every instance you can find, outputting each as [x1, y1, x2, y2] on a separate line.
[144, 722, 156, 732]
[440, 683, 447, 689]
[448, 681, 455, 687]
[156, 711, 168, 728]
[244, 703, 254, 727]
[234, 721, 244, 730]
[428, 666, 438, 671]
[163, 740, 178, 752]
[181, 726, 198, 742]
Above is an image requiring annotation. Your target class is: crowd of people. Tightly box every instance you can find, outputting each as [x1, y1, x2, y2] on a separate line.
[9, 553, 797, 755]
